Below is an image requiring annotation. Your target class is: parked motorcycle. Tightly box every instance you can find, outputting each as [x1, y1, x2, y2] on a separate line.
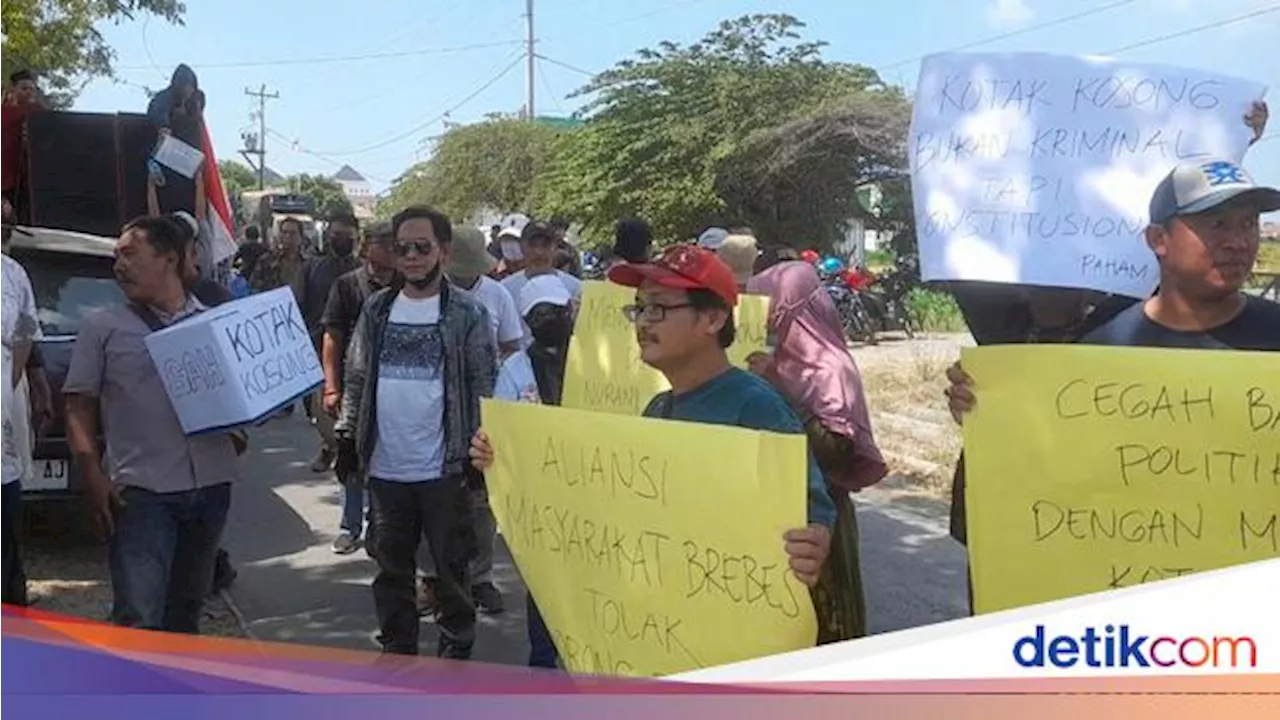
[821, 270, 879, 346]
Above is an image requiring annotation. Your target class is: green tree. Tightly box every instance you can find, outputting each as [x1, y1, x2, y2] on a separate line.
[288, 174, 353, 219]
[714, 91, 912, 250]
[218, 160, 257, 198]
[382, 116, 564, 223]
[534, 13, 885, 243]
[2, 0, 186, 107]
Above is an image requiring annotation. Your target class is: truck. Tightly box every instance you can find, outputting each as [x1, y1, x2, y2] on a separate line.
[240, 190, 320, 251]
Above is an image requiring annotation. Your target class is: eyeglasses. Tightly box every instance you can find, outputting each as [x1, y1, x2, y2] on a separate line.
[621, 302, 694, 323]
[393, 240, 436, 257]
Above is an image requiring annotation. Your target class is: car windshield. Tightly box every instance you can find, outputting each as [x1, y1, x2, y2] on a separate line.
[19, 251, 123, 337]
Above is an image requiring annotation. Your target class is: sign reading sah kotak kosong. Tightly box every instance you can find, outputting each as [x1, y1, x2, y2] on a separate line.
[909, 52, 1266, 298]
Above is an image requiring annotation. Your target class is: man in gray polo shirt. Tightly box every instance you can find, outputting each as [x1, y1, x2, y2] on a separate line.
[63, 215, 241, 633]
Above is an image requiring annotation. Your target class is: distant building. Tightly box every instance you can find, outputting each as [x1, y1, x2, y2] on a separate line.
[333, 164, 376, 219]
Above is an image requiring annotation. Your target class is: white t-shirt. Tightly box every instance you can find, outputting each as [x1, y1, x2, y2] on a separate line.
[461, 275, 523, 350]
[500, 270, 582, 347]
[368, 293, 446, 482]
[494, 351, 541, 404]
[3, 255, 41, 486]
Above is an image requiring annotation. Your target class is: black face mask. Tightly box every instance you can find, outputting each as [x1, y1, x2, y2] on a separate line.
[330, 237, 355, 257]
[405, 262, 441, 291]
[528, 308, 573, 348]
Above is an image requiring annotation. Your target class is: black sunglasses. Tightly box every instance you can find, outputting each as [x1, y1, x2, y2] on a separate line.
[393, 240, 436, 257]
[621, 302, 695, 323]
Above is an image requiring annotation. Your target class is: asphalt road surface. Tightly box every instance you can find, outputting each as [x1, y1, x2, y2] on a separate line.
[222, 411, 969, 663]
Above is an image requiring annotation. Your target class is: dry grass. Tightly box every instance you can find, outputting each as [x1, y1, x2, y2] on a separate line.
[21, 502, 245, 637]
[855, 339, 964, 496]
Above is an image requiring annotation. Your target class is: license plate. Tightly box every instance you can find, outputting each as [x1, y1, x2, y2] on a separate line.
[26, 459, 69, 491]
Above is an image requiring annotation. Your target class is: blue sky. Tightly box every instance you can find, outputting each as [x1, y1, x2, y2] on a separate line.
[74, 0, 1279, 195]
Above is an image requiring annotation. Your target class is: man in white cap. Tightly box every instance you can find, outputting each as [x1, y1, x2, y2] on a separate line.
[947, 156, 1280, 418]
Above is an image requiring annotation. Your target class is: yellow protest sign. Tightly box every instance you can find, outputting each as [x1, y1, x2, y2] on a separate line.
[962, 345, 1279, 614]
[563, 280, 770, 415]
[481, 398, 817, 677]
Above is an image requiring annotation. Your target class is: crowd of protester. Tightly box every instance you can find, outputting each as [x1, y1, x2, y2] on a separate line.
[1, 67, 1276, 668]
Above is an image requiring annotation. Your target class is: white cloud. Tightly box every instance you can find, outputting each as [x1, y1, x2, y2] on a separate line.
[987, 0, 1035, 27]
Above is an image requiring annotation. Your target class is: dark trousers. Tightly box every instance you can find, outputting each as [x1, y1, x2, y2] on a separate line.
[526, 594, 559, 668]
[108, 484, 231, 633]
[2, 481, 26, 606]
[368, 475, 476, 657]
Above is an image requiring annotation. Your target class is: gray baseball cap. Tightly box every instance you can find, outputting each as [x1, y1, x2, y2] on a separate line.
[1149, 158, 1280, 224]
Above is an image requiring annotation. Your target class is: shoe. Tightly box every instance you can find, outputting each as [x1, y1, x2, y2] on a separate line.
[472, 582, 505, 614]
[436, 637, 473, 660]
[416, 577, 439, 616]
[331, 531, 361, 555]
[311, 447, 335, 473]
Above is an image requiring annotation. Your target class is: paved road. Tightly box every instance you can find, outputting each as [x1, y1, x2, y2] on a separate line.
[222, 413, 969, 661]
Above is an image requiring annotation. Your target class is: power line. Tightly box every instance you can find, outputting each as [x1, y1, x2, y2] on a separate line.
[536, 53, 595, 78]
[282, 51, 526, 157]
[878, 0, 1138, 72]
[1099, 4, 1280, 55]
[115, 40, 522, 71]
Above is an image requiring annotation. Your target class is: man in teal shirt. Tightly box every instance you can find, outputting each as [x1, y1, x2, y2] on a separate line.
[471, 245, 834, 586]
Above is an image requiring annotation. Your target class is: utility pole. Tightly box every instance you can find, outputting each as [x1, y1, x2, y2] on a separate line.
[243, 84, 279, 189]
[525, 0, 535, 121]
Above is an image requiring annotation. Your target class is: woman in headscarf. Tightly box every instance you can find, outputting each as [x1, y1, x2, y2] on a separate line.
[746, 261, 887, 641]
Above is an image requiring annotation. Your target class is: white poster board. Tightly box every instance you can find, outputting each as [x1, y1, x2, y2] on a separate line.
[153, 134, 205, 179]
[909, 53, 1266, 298]
[143, 287, 322, 435]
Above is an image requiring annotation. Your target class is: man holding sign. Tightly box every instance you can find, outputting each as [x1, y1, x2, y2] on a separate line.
[473, 245, 835, 583]
[947, 159, 1280, 610]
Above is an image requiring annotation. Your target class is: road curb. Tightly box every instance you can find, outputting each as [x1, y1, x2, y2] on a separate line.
[219, 588, 258, 641]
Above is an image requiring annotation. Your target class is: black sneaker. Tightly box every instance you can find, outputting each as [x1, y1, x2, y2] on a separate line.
[331, 531, 361, 555]
[436, 637, 473, 660]
[311, 447, 335, 473]
[472, 582, 505, 614]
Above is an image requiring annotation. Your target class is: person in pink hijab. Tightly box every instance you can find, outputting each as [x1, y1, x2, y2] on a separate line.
[747, 260, 887, 641]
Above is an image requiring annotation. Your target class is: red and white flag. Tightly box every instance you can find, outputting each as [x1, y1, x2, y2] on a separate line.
[199, 124, 238, 266]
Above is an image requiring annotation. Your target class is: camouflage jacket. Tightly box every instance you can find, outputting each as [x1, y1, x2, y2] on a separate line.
[248, 248, 306, 295]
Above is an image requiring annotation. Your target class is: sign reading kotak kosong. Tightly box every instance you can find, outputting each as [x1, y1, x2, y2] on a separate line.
[909, 52, 1265, 298]
[143, 287, 322, 434]
[962, 346, 1279, 614]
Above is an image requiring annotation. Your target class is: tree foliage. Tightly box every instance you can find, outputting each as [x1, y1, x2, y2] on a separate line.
[288, 174, 353, 219]
[715, 90, 912, 249]
[218, 160, 257, 198]
[1, 0, 186, 107]
[380, 117, 564, 223]
[533, 14, 888, 243]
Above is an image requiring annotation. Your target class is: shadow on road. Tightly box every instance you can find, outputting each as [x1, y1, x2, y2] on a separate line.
[854, 484, 970, 634]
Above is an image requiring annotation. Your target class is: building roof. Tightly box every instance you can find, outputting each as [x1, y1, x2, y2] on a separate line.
[333, 165, 367, 182]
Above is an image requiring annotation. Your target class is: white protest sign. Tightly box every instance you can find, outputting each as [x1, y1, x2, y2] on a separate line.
[143, 287, 322, 434]
[153, 134, 205, 179]
[909, 52, 1266, 298]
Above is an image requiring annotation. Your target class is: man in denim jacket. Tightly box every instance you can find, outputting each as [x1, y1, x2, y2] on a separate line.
[335, 206, 496, 659]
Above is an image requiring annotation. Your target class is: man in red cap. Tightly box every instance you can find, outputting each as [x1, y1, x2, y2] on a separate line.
[472, 246, 835, 594]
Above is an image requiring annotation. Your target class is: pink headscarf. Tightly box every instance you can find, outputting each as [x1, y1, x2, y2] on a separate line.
[748, 261, 887, 492]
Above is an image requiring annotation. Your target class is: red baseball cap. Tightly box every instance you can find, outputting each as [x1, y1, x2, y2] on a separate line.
[607, 244, 740, 307]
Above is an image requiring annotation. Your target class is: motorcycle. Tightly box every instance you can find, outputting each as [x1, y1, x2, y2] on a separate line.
[865, 265, 919, 339]
[821, 270, 879, 346]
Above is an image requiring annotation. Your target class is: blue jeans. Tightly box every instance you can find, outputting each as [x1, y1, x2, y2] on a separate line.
[340, 482, 369, 539]
[527, 594, 560, 668]
[108, 484, 231, 633]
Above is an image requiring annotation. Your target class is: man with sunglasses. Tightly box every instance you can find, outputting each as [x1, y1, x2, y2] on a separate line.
[335, 206, 496, 659]
[472, 246, 836, 596]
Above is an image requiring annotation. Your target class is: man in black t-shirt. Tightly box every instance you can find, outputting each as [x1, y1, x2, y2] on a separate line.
[949, 156, 1280, 413]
